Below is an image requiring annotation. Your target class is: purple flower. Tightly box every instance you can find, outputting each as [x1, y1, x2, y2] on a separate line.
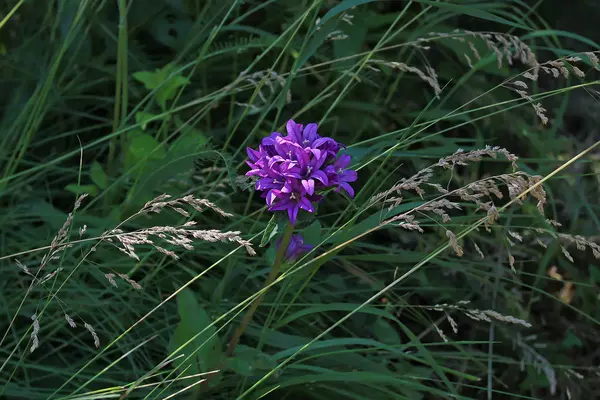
[246, 119, 357, 224]
[279, 234, 313, 263]
[326, 154, 358, 198]
[286, 120, 340, 156]
[268, 179, 320, 224]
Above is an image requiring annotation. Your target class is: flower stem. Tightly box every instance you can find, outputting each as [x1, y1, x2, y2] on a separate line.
[226, 223, 294, 357]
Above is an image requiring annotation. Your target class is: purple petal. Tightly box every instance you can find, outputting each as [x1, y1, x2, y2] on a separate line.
[311, 170, 329, 186]
[282, 170, 302, 179]
[310, 149, 327, 170]
[286, 120, 303, 144]
[313, 137, 340, 154]
[257, 178, 282, 190]
[247, 147, 262, 162]
[312, 137, 331, 148]
[288, 204, 299, 225]
[266, 190, 279, 206]
[267, 156, 285, 169]
[269, 197, 292, 211]
[262, 132, 282, 145]
[302, 123, 319, 144]
[298, 197, 314, 213]
[335, 154, 351, 169]
[302, 179, 315, 195]
[295, 147, 310, 168]
[246, 168, 263, 177]
[339, 182, 355, 198]
[341, 169, 358, 183]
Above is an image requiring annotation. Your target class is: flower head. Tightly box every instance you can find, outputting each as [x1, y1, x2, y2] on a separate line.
[246, 119, 357, 224]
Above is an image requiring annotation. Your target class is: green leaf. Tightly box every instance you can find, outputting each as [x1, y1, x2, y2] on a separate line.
[128, 133, 165, 161]
[135, 111, 159, 130]
[260, 215, 279, 247]
[561, 330, 583, 349]
[173, 117, 209, 148]
[297, 17, 339, 69]
[227, 345, 277, 377]
[302, 220, 322, 245]
[133, 64, 190, 109]
[333, 11, 368, 69]
[414, 1, 529, 29]
[125, 131, 208, 209]
[90, 162, 108, 189]
[522, 30, 600, 51]
[156, 75, 189, 110]
[315, 0, 377, 31]
[590, 265, 600, 283]
[168, 289, 223, 384]
[65, 184, 98, 197]
[275, 303, 395, 329]
[372, 317, 401, 345]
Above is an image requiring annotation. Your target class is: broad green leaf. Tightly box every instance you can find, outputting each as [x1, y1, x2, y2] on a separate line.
[264, 246, 276, 266]
[125, 132, 207, 208]
[414, 1, 529, 29]
[227, 345, 277, 377]
[315, 0, 377, 31]
[168, 289, 222, 383]
[297, 18, 340, 69]
[133, 64, 190, 109]
[302, 220, 322, 245]
[156, 75, 189, 110]
[132, 71, 159, 89]
[333, 11, 368, 69]
[561, 330, 583, 348]
[128, 133, 165, 161]
[522, 30, 600, 51]
[65, 184, 98, 197]
[135, 111, 159, 130]
[90, 161, 108, 189]
[372, 317, 401, 345]
[275, 303, 395, 329]
[330, 201, 425, 245]
[590, 265, 600, 284]
[173, 117, 209, 148]
[254, 371, 445, 399]
[260, 215, 279, 247]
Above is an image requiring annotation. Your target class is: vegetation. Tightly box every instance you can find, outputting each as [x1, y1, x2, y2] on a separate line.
[1, 0, 599, 399]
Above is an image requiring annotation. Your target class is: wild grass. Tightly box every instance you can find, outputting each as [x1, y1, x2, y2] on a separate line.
[1, 0, 600, 399]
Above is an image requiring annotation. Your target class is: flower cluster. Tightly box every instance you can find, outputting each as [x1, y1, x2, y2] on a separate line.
[246, 120, 357, 224]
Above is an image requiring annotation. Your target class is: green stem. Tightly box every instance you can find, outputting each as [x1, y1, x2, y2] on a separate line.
[225, 223, 294, 357]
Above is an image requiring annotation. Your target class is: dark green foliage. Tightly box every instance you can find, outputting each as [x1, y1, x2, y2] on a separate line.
[1, 0, 599, 399]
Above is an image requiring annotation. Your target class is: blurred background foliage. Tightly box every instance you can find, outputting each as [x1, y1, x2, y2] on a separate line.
[1, 0, 599, 399]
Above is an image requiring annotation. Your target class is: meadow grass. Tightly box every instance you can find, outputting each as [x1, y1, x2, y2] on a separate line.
[1, 1, 599, 399]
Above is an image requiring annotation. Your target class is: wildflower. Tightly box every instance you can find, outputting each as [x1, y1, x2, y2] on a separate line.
[246, 120, 357, 224]
[268, 178, 322, 224]
[280, 234, 313, 263]
[326, 154, 358, 198]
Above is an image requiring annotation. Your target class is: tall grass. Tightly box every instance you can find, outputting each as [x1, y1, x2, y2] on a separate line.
[1, 0, 599, 399]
